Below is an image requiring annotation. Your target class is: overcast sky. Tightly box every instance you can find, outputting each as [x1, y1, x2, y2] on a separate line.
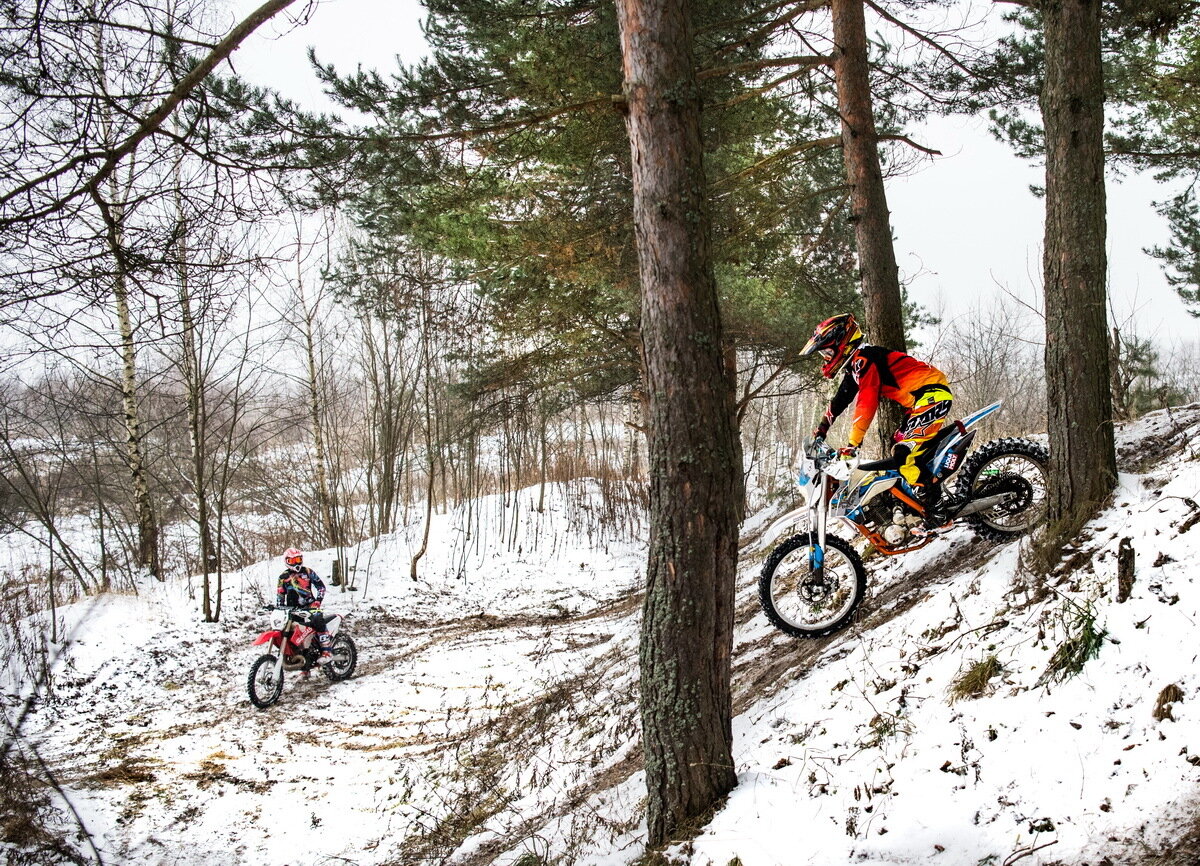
[229, 0, 1200, 349]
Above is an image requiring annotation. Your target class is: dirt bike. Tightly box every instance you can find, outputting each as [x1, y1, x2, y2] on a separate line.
[758, 401, 1048, 639]
[247, 605, 358, 708]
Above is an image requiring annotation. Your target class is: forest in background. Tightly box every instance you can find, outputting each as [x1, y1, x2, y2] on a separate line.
[1, 0, 1197, 614]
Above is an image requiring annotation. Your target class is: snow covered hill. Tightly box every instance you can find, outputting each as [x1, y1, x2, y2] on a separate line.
[6, 406, 1200, 866]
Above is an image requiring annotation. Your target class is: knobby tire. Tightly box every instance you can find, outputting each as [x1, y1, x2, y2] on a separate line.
[759, 533, 867, 638]
[955, 437, 1050, 541]
[248, 653, 283, 708]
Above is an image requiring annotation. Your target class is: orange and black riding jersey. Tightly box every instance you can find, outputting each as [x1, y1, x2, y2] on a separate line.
[823, 345, 950, 448]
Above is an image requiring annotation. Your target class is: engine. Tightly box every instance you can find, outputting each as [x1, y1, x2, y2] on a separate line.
[856, 498, 922, 545]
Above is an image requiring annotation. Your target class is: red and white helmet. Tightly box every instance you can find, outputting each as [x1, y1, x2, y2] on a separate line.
[283, 547, 304, 569]
[800, 313, 864, 378]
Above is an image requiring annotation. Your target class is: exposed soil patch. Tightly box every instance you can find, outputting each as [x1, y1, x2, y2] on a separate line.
[80, 757, 159, 788]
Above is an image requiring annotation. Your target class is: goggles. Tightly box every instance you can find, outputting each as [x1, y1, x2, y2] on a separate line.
[286, 555, 303, 566]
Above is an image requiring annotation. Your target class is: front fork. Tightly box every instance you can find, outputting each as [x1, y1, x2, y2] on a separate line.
[810, 473, 828, 579]
[272, 620, 290, 687]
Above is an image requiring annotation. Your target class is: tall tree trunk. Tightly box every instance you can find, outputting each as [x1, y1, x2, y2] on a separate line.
[177, 222, 217, 620]
[93, 28, 158, 580]
[410, 345, 435, 582]
[48, 540, 57, 644]
[111, 225, 160, 579]
[299, 284, 339, 549]
[1040, 0, 1116, 540]
[831, 0, 907, 451]
[616, 0, 743, 847]
[91, 441, 109, 591]
[536, 405, 548, 514]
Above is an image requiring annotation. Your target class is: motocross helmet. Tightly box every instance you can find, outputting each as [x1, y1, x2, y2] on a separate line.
[801, 313, 864, 379]
[283, 547, 304, 570]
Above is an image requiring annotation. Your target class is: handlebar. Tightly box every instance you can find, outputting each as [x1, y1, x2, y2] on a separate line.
[259, 604, 331, 619]
[804, 437, 837, 464]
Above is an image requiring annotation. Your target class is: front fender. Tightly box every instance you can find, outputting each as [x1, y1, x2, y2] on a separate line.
[759, 505, 811, 550]
[252, 630, 284, 648]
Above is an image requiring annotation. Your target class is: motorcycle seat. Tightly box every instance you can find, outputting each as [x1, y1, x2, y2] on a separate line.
[857, 423, 963, 474]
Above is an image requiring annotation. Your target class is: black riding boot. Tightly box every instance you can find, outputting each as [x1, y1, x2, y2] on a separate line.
[923, 480, 950, 529]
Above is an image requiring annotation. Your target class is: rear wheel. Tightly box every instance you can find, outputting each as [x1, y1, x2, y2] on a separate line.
[321, 633, 357, 682]
[956, 438, 1049, 541]
[759, 533, 866, 638]
[248, 653, 283, 708]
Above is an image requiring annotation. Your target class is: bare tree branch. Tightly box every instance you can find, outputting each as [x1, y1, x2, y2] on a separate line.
[0, 0, 305, 230]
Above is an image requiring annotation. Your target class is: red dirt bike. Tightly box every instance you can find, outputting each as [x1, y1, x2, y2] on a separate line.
[247, 605, 358, 708]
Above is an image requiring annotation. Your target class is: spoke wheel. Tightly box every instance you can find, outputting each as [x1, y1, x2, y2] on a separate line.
[956, 438, 1049, 540]
[248, 653, 283, 708]
[321, 634, 358, 682]
[759, 533, 866, 638]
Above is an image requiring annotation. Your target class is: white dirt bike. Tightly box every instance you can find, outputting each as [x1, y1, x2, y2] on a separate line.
[758, 401, 1048, 638]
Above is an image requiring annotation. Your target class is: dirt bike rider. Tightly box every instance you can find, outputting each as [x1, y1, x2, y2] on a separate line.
[800, 313, 958, 534]
[276, 547, 333, 664]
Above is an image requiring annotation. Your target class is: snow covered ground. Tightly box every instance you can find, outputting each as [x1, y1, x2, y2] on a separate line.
[5, 406, 1200, 865]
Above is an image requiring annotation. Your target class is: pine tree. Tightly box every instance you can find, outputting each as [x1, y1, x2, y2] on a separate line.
[314, 0, 862, 419]
[1041, 0, 1117, 540]
[616, 0, 743, 844]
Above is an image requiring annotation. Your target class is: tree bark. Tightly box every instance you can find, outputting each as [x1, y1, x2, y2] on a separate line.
[616, 0, 743, 847]
[298, 281, 340, 549]
[176, 213, 217, 620]
[1040, 0, 1116, 537]
[831, 0, 907, 451]
[93, 32, 159, 580]
[410, 330, 436, 582]
[97, 179, 161, 581]
[113, 271, 160, 579]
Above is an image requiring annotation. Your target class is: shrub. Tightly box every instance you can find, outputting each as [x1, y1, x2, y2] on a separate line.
[1037, 598, 1106, 687]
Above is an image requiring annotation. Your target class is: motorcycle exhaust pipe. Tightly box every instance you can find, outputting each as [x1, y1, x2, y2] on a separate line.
[955, 492, 1013, 517]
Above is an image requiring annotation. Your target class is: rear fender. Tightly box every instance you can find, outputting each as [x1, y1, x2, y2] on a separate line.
[324, 614, 342, 636]
[932, 401, 1002, 474]
[960, 400, 1003, 431]
[935, 429, 976, 479]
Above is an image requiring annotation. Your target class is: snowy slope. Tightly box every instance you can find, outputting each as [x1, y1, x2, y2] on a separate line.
[5, 407, 1200, 866]
[678, 403, 1200, 866]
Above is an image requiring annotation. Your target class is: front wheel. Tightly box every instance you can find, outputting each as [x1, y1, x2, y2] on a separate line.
[321, 634, 357, 682]
[248, 653, 284, 708]
[956, 437, 1049, 541]
[759, 533, 867, 638]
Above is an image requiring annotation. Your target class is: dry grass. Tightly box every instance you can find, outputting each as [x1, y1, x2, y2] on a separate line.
[1154, 684, 1185, 722]
[177, 758, 273, 794]
[947, 655, 1003, 703]
[1132, 809, 1200, 865]
[80, 757, 158, 788]
[0, 751, 89, 865]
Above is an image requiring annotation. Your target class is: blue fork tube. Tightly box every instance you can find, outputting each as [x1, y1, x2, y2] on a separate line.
[811, 472, 827, 574]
